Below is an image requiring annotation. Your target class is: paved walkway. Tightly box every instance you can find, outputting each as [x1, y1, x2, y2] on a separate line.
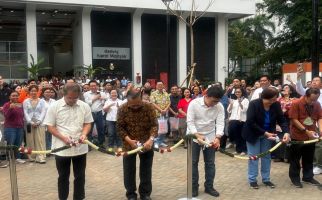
[0, 147, 322, 200]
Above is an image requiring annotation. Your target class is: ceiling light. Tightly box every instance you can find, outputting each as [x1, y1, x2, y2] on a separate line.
[0, 26, 3, 29]
[54, 10, 58, 13]
[64, 13, 68, 16]
[47, 21, 50, 25]
[10, 10, 14, 13]
[42, 27, 46, 31]
[41, 12, 46, 15]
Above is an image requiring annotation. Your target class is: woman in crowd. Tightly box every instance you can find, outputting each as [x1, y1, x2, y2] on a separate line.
[271, 84, 298, 162]
[23, 85, 47, 163]
[57, 84, 65, 99]
[49, 85, 58, 100]
[141, 82, 152, 103]
[177, 88, 192, 148]
[13, 85, 22, 103]
[249, 81, 261, 100]
[82, 84, 90, 93]
[14, 85, 22, 94]
[254, 81, 260, 89]
[191, 86, 202, 99]
[115, 79, 122, 90]
[103, 89, 123, 152]
[122, 81, 134, 99]
[278, 84, 298, 122]
[41, 87, 56, 150]
[227, 88, 249, 155]
[178, 86, 183, 97]
[242, 87, 290, 189]
[2, 91, 25, 163]
[213, 82, 230, 149]
[245, 86, 252, 97]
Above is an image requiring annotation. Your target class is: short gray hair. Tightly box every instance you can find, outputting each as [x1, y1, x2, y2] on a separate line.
[63, 83, 81, 95]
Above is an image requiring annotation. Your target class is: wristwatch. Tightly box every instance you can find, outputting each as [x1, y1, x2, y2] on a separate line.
[149, 136, 155, 141]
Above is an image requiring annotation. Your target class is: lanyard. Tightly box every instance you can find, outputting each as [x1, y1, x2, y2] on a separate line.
[304, 104, 313, 117]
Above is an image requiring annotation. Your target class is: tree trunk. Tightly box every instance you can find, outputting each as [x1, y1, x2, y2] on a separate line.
[188, 25, 195, 87]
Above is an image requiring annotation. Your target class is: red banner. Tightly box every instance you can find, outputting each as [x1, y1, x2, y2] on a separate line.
[160, 72, 168, 89]
[146, 79, 156, 89]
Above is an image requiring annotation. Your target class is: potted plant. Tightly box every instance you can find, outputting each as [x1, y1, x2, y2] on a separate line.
[20, 54, 51, 79]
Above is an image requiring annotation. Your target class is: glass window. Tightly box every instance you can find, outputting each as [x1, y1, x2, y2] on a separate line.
[0, 52, 10, 77]
[0, 42, 9, 52]
[10, 41, 27, 52]
[0, 7, 27, 79]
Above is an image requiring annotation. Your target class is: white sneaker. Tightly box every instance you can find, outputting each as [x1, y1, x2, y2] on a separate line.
[153, 143, 159, 149]
[225, 143, 233, 149]
[160, 143, 168, 147]
[313, 166, 322, 175]
[0, 161, 8, 168]
[16, 159, 26, 164]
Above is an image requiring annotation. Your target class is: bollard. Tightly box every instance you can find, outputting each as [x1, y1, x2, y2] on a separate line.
[178, 136, 199, 200]
[8, 147, 19, 200]
[187, 136, 192, 199]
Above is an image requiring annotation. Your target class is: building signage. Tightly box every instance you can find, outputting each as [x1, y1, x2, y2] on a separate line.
[93, 47, 130, 60]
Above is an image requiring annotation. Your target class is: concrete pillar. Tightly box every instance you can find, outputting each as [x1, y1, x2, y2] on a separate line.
[132, 9, 144, 85]
[177, 18, 187, 87]
[73, 7, 92, 76]
[26, 4, 37, 67]
[215, 15, 228, 85]
[81, 7, 92, 66]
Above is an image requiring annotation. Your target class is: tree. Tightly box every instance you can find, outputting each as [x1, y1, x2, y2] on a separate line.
[162, 0, 215, 87]
[228, 13, 276, 81]
[20, 54, 51, 80]
[261, 0, 321, 63]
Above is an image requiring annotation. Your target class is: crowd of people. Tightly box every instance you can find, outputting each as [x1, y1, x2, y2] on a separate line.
[0, 68, 321, 200]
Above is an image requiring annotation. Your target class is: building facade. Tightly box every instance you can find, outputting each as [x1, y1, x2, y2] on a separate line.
[0, 0, 255, 86]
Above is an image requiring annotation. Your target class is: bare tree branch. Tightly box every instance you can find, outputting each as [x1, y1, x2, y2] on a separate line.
[162, 1, 190, 26]
[189, 0, 194, 25]
[161, 0, 216, 86]
[192, 0, 198, 24]
[193, 0, 215, 26]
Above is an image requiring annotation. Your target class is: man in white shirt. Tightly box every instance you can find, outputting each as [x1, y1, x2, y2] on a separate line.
[251, 75, 275, 101]
[296, 72, 322, 105]
[83, 80, 107, 146]
[296, 70, 322, 175]
[187, 86, 225, 198]
[44, 83, 93, 200]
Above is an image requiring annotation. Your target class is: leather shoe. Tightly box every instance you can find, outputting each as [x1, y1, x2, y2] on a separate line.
[192, 189, 198, 197]
[128, 197, 137, 200]
[205, 188, 220, 197]
[140, 196, 151, 200]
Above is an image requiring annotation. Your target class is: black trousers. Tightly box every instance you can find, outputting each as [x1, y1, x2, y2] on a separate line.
[289, 142, 315, 182]
[123, 150, 154, 199]
[55, 154, 87, 200]
[228, 120, 247, 153]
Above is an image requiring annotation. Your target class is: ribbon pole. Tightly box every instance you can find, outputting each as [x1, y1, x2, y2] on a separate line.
[8, 147, 19, 200]
[178, 136, 198, 200]
[187, 135, 193, 199]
